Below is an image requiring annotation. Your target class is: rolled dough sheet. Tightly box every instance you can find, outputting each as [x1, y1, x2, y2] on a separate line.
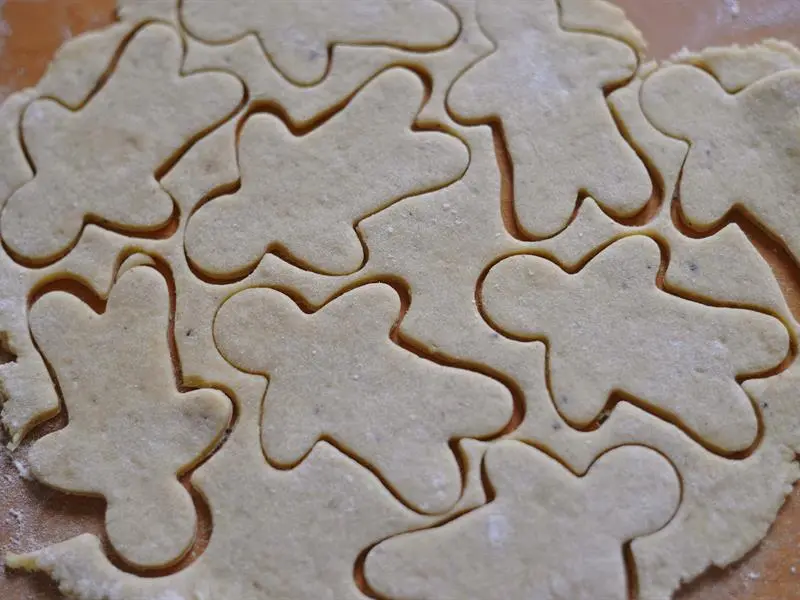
[1, 1, 799, 600]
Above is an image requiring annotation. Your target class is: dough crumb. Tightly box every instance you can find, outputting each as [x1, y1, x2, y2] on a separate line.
[12, 457, 31, 480]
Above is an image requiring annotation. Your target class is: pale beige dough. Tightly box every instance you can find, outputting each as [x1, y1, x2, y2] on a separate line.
[185, 68, 468, 278]
[182, 0, 493, 129]
[0, 23, 244, 265]
[4, 2, 800, 599]
[482, 235, 789, 452]
[0, 226, 139, 447]
[7, 442, 429, 600]
[641, 64, 800, 264]
[447, 0, 651, 238]
[509, 65, 800, 597]
[203, 97, 795, 597]
[365, 443, 679, 600]
[606, 66, 793, 320]
[181, 0, 645, 132]
[663, 224, 790, 313]
[4, 83, 489, 593]
[35, 23, 135, 107]
[538, 67, 793, 321]
[0, 89, 35, 211]
[7, 430, 490, 600]
[0, 89, 142, 446]
[169, 62, 797, 598]
[117, 0, 178, 25]
[177, 41, 800, 600]
[214, 283, 511, 513]
[670, 38, 800, 92]
[180, 0, 459, 85]
[559, 403, 799, 600]
[27, 266, 233, 568]
[559, 0, 646, 52]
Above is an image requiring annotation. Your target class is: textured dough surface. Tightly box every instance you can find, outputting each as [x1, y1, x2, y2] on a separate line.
[669, 39, 800, 92]
[214, 283, 512, 513]
[185, 68, 468, 278]
[448, 0, 651, 238]
[28, 266, 233, 568]
[641, 64, 800, 264]
[181, 0, 459, 85]
[366, 443, 680, 600]
[1, 23, 243, 265]
[2, 1, 800, 600]
[7, 443, 431, 600]
[482, 236, 789, 452]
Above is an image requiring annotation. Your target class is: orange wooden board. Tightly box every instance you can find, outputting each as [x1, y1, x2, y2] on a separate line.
[0, 1, 798, 599]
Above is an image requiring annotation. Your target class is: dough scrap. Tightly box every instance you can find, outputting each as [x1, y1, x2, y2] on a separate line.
[180, 0, 459, 85]
[448, 0, 651, 238]
[27, 266, 233, 568]
[664, 224, 791, 315]
[185, 68, 468, 278]
[560, 0, 646, 52]
[0, 23, 244, 265]
[365, 442, 680, 600]
[641, 64, 800, 263]
[670, 38, 800, 92]
[214, 283, 512, 513]
[482, 235, 789, 452]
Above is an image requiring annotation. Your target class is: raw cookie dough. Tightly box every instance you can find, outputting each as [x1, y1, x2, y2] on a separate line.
[559, 0, 646, 51]
[214, 283, 512, 514]
[448, 0, 651, 238]
[28, 266, 233, 568]
[182, 0, 494, 129]
[181, 0, 459, 85]
[482, 235, 789, 452]
[3, 1, 800, 599]
[641, 64, 800, 264]
[0, 23, 244, 265]
[365, 442, 680, 600]
[7, 442, 432, 600]
[670, 39, 800, 92]
[35, 22, 136, 107]
[185, 68, 468, 278]
[0, 226, 135, 446]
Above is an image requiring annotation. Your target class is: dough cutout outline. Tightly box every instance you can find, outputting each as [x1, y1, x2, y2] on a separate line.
[213, 281, 513, 514]
[366, 442, 681, 600]
[447, 0, 652, 240]
[0, 22, 245, 268]
[180, 0, 461, 86]
[641, 63, 800, 268]
[480, 235, 791, 455]
[26, 264, 234, 569]
[184, 67, 469, 280]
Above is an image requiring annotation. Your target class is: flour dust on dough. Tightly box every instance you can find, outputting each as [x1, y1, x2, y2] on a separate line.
[3, 0, 800, 599]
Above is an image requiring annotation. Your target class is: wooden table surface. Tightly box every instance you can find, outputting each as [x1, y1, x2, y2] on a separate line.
[0, 0, 798, 599]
